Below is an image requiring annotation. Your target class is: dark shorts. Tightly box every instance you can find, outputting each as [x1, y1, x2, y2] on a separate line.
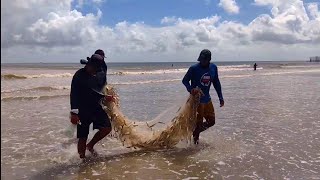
[77, 107, 111, 138]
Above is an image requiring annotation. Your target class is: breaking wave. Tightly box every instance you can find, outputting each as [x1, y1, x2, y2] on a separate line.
[1, 65, 261, 81]
[113, 79, 181, 85]
[1, 73, 73, 80]
[1, 86, 70, 93]
[1, 94, 69, 101]
[110, 68, 188, 75]
[109, 65, 260, 76]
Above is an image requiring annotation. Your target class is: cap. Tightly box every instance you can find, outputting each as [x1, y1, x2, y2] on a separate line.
[197, 49, 211, 61]
[85, 54, 104, 68]
[94, 49, 105, 58]
[80, 49, 105, 65]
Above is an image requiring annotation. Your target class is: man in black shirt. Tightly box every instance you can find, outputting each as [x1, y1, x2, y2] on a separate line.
[70, 53, 113, 159]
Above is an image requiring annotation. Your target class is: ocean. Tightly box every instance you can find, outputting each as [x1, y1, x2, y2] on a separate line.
[1, 61, 320, 179]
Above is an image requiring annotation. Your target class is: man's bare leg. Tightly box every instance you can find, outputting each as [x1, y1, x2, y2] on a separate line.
[78, 138, 87, 159]
[86, 127, 111, 156]
[193, 117, 215, 144]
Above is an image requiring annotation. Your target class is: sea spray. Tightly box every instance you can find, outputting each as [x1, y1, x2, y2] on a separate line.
[62, 117, 82, 138]
[62, 124, 77, 138]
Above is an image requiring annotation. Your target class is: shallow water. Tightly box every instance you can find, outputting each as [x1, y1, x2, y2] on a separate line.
[1, 62, 320, 179]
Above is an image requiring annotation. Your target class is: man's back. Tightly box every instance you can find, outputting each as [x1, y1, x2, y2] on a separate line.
[70, 68, 105, 110]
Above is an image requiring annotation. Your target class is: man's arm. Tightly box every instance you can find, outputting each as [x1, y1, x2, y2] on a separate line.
[182, 67, 193, 93]
[211, 66, 224, 102]
[105, 65, 108, 84]
[102, 63, 108, 84]
[70, 72, 81, 111]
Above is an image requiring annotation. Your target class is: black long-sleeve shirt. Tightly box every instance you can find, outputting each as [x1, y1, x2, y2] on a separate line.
[70, 68, 107, 111]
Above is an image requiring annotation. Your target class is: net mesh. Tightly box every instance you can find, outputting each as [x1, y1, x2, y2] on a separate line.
[101, 85, 201, 149]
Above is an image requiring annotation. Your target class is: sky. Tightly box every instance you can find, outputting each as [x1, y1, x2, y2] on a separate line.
[1, 0, 320, 63]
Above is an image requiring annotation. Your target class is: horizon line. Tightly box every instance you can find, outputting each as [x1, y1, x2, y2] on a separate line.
[0, 60, 311, 64]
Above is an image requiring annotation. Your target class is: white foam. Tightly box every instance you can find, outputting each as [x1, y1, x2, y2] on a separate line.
[61, 124, 77, 138]
[113, 79, 181, 85]
[219, 64, 253, 72]
[217, 161, 226, 165]
[124, 171, 138, 174]
[1, 86, 70, 94]
[182, 177, 200, 180]
[110, 64, 263, 76]
[92, 170, 101, 176]
[112, 68, 188, 75]
[1, 73, 73, 80]
[261, 69, 320, 76]
[169, 170, 182, 175]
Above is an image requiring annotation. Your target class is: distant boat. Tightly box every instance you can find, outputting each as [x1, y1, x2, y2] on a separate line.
[309, 56, 320, 62]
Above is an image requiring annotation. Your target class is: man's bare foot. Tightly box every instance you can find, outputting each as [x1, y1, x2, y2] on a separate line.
[86, 145, 98, 157]
[79, 153, 86, 159]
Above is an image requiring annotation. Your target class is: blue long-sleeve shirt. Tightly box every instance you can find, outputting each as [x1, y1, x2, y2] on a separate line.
[182, 63, 223, 103]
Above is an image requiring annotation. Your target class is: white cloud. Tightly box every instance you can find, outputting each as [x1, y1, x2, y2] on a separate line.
[254, 0, 308, 19]
[1, 0, 320, 63]
[307, 3, 320, 20]
[1, 0, 73, 48]
[75, 0, 106, 8]
[250, 0, 320, 45]
[254, 0, 275, 6]
[218, 0, 240, 14]
[161, 16, 178, 24]
[92, 0, 105, 4]
[26, 10, 102, 47]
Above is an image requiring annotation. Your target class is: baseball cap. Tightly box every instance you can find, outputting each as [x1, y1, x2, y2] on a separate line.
[197, 49, 211, 61]
[80, 49, 106, 65]
[85, 54, 104, 69]
[94, 49, 105, 58]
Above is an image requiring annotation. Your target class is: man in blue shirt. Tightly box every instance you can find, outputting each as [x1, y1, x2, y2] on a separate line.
[182, 49, 224, 144]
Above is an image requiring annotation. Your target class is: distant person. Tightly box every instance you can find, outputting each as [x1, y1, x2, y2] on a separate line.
[70, 53, 114, 159]
[182, 49, 224, 144]
[172, 64, 174, 67]
[253, 63, 257, 71]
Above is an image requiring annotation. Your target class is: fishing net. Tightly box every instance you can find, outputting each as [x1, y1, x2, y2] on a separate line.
[101, 85, 201, 150]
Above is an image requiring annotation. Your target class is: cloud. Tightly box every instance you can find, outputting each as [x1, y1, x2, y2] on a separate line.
[218, 0, 240, 14]
[253, 0, 275, 6]
[254, 0, 308, 19]
[250, 0, 320, 44]
[75, 0, 106, 8]
[1, 0, 320, 62]
[113, 16, 221, 53]
[25, 10, 102, 47]
[92, 0, 105, 4]
[307, 3, 320, 20]
[161, 16, 178, 24]
[1, 0, 75, 48]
